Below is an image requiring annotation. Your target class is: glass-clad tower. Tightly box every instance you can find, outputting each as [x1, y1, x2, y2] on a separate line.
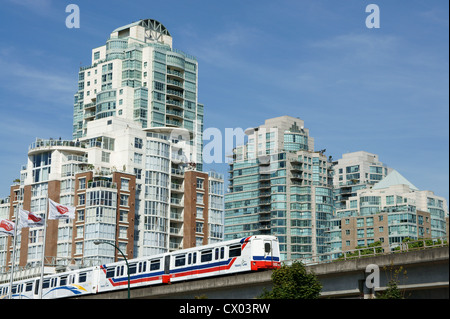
[224, 116, 334, 261]
[73, 19, 203, 170]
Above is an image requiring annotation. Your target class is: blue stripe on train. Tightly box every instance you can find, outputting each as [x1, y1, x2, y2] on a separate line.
[253, 256, 280, 261]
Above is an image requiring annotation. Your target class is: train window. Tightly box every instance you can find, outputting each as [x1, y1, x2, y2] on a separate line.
[43, 279, 50, 289]
[60, 275, 67, 286]
[175, 254, 186, 267]
[265, 242, 271, 253]
[201, 250, 212, 262]
[221, 247, 225, 259]
[188, 253, 192, 264]
[129, 263, 137, 275]
[51, 278, 57, 287]
[106, 268, 115, 278]
[116, 266, 125, 277]
[193, 252, 197, 264]
[229, 244, 241, 257]
[150, 259, 160, 271]
[214, 248, 219, 260]
[12, 285, 17, 294]
[138, 261, 147, 273]
[79, 272, 87, 283]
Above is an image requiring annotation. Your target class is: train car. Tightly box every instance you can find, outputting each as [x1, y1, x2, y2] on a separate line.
[97, 254, 166, 293]
[164, 235, 280, 284]
[0, 267, 96, 299]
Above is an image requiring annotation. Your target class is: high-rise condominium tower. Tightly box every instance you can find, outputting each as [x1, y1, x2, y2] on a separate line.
[224, 116, 334, 261]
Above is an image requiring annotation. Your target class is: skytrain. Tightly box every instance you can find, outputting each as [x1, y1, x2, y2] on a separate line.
[0, 235, 280, 299]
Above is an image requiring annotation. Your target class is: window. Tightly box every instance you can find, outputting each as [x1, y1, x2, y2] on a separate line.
[196, 178, 204, 189]
[121, 178, 129, 191]
[150, 259, 160, 271]
[106, 268, 115, 278]
[196, 192, 204, 204]
[79, 178, 86, 190]
[119, 210, 128, 222]
[120, 194, 129, 206]
[134, 137, 143, 149]
[357, 218, 364, 227]
[229, 244, 241, 257]
[357, 229, 365, 238]
[196, 207, 203, 219]
[175, 254, 186, 267]
[94, 51, 100, 60]
[119, 226, 127, 238]
[138, 261, 147, 273]
[134, 152, 143, 164]
[128, 263, 137, 275]
[78, 193, 85, 206]
[101, 151, 110, 163]
[201, 250, 212, 262]
[196, 222, 204, 233]
[79, 272, 87, 283]
[77, 209, 84, 221]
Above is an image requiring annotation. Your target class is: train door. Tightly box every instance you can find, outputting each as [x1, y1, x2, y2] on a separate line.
[163, 255, 171, 283]
[263, 239, 273, 267]
[164, 255, 170, 275]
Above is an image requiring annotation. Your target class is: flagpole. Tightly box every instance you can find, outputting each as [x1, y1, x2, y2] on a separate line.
[8, 211, 18, 299]
[38, 200, 49, 299]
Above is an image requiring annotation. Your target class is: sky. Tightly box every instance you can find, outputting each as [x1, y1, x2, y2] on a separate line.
[0, 0, 448, 204]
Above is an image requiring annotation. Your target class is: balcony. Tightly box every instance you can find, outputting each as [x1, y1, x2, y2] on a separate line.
[170, 197, 184, 207]
[167, 68, 184, 79]
[167, 79, 183, 88]
[166, 118, 182, 127]
[88, 180, 117, 190]
[170, 183, 184, 192]
[170, 226, 183, 236]
[166, 99, 183, 108]
[166, 108, 184, 119]
[166, 89, 183, 98]
[171, 168, 184, 176]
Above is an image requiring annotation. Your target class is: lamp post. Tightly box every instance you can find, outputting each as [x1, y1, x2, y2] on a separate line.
[94, 240, 130, 299]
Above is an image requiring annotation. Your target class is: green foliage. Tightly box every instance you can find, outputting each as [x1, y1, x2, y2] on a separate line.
[391, 237, 447, 252]
[377, 264, 408, 299]
[259, 261, 322, 299]
[337, 241, 384, 260]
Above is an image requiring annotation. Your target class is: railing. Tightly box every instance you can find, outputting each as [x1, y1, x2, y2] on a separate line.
[29, 139, 87, 151]
[284, 237, 448, 267]
[88, 180, 117, 189]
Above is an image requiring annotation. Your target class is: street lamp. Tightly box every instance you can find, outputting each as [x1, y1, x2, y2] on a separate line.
[94, 240, 130, 299]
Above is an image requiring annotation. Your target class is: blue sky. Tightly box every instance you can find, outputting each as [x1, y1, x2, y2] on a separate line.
[0, 0, 448, 203]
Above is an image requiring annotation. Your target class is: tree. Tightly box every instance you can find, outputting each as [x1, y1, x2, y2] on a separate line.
[377, 264, 408, 299]
[259, 261, 322, 299]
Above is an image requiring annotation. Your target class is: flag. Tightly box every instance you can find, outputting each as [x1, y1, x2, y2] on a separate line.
[48, 199, 75, 220]
[0, 218, 15, 236]
[19, 208, 45, 229]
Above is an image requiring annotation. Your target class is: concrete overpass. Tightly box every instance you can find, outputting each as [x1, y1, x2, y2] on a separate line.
[74, 246, 448, 299]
